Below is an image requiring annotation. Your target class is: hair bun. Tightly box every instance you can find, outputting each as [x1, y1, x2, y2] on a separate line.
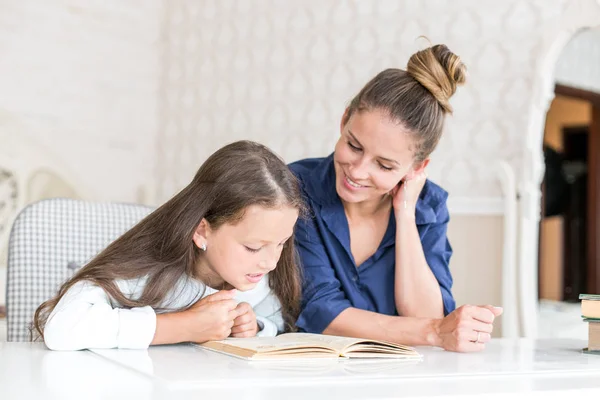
[406, 44, 466, 114]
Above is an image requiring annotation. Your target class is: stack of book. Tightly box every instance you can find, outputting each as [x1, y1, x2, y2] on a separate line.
[580, 294, 600, 352]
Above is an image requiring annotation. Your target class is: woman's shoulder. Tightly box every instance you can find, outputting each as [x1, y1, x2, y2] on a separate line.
[289, 155, 337, 206]
[421, 179, 449, 204]
[288, 157, 329, 180]
[417, 179, 450, 223]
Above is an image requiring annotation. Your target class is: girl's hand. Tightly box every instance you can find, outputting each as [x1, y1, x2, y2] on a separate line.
[230, 302, 259, 338]
[391, 171, 427, 217]
[433, 305, 503, 352]
[183, 289, 241, 343]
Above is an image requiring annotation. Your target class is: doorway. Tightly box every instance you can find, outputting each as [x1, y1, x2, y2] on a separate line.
[539, 85, 600, 301]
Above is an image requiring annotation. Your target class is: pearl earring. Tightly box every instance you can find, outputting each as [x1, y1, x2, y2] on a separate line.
[201, 243, 207, 251]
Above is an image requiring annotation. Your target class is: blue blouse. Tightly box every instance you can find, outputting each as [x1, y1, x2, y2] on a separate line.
[289, 155, 455, 334]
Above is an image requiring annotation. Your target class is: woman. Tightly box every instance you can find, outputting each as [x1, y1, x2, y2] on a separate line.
[290, 44, 502, 353]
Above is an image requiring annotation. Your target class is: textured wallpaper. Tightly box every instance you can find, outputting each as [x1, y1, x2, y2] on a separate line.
[0, 0, 162, 204]
[555, 27, 600, 93]
[155, 0, 600, 209]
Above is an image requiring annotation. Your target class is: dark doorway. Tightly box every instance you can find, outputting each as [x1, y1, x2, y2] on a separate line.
[556, 85, 600, 297]
[562, 126, 588, 300]
[539, 85, 600, 300]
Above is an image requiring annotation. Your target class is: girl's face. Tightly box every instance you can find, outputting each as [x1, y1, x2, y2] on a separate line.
[193, 205, 298, 291]
[334, 109, 426, 205]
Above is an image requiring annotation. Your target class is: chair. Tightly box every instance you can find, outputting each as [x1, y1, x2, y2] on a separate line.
[6, 198, 152, 341]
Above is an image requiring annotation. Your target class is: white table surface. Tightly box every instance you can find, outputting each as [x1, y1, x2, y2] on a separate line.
[2, 339, 600, 400]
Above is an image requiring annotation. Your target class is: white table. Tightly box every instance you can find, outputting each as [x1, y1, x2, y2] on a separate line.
[2, 339, 600, 399]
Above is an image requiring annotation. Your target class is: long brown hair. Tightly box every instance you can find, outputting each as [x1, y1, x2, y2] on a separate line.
[33, 140, 305, 339]
[345, 44, 467, 163]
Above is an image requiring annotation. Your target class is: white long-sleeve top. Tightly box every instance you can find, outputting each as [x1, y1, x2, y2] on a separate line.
[43, 274, 283, 351]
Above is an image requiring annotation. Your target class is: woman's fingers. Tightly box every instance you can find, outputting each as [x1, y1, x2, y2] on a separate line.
[469, 306, 496, 324]
[457, 341, 486, 353]
[471, 320, 494, 334]
[202, 289, 237, 303]
[469, 330, 492, 344]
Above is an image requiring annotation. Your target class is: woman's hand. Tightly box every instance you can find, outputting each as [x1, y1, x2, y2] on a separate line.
[182, 289, 241, 343]
[432, 305, 503, 352]
[391, 171, 427, 217]
[230, 302, 259, 338]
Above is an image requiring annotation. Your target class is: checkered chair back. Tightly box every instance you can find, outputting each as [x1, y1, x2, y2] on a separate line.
[6, 198, 153, 341]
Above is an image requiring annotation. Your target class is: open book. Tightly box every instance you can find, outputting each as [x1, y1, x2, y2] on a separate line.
[197, 333, 421, 361]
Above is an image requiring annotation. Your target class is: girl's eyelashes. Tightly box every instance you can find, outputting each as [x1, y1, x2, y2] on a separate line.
[246, 238, 289, 253]
[378, 163, 393, 171]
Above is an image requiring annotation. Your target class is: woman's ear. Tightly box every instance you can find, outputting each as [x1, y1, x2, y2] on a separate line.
[406, 159, 430, 180]
[193, 219, 210, 249]
[411, 158, 429, 176]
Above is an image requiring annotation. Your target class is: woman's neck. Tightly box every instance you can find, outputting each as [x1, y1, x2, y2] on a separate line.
[342, 194, 392, 221]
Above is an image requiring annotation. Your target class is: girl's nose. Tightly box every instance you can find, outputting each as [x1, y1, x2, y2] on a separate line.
[259, 251, 278, 272]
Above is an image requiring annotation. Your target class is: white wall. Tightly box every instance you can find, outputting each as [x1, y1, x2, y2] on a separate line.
[2, 0, 600, 332]
[0, 0, 162, 307]
[555, 27, 600, 93]
[0, 0, 162, 204]
[153, 0, 600, 207]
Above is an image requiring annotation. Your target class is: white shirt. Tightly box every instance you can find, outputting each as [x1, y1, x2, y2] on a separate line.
[43, 274, 283, 351]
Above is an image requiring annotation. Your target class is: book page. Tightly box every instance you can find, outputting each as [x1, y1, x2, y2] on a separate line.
[277, 333, 368, 352]
[200, 333, 418, 358]
[274, 333, 418, 355]
[202, 333, 340, 354]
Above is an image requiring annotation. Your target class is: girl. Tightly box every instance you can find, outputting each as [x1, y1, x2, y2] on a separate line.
[34, 140, 303, 350]
[290, 44, 502, 353]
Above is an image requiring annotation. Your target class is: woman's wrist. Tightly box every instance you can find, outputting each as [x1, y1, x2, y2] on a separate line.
[386, 315, 443, 347]
[424, 318, 443, 347]
[395, 206, 416, 224]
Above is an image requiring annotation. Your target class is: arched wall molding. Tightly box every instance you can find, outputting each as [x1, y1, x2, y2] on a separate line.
[518, 0, 600, 338]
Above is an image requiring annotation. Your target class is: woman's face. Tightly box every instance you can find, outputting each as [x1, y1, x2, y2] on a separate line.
[334, 109, 423, 205]
[193, 205, 298, 291]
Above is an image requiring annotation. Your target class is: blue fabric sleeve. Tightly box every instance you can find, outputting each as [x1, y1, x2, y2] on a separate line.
[294, 216, 353, 333]
[420, 200, 455, 315]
